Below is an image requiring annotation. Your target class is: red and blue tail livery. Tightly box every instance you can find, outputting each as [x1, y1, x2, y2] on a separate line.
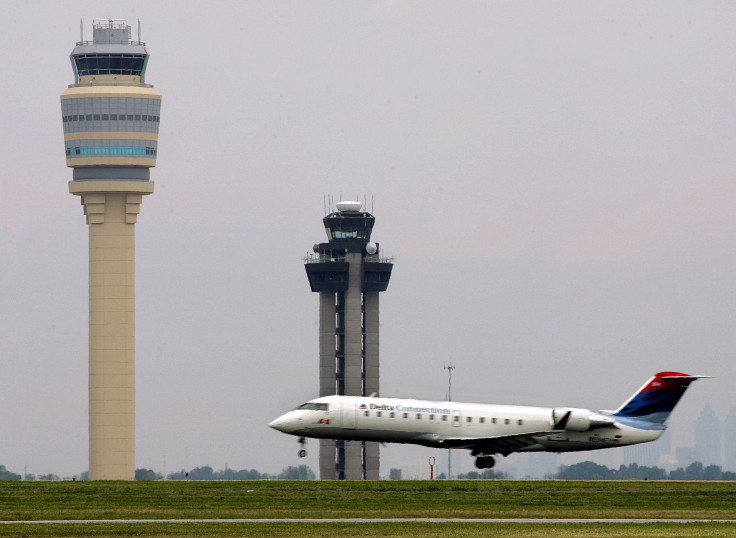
[612, 372, 709, 425]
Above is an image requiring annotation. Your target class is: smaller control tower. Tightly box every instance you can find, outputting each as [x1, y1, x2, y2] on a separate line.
[305, 201, 393, 479]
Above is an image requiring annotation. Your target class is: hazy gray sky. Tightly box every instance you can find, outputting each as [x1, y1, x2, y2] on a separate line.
[1, 1, 734, 478]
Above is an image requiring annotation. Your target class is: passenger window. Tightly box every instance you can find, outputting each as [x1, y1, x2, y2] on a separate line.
[504, 419, 510, 425]
[517, 419, 523, 426]
[492, 418, 497, 424]
[466, 417, 472, 423]
[377, 411, 382, 418]
[390, 412, 395, 418]
[441, 415, 448, 422]
[453, 415, 460, 422]
[403, 413, 409, 419]
[416, 413, 422, 420]
[364, 411, 369, 417]
[429, 414, 435, 420]
[479, 417, 485, 424]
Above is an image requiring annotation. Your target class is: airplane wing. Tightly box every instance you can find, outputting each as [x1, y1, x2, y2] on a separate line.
[417, 431, 555, 456]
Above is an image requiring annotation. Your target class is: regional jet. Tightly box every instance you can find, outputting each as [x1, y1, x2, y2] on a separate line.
[269, 371, 707, 469]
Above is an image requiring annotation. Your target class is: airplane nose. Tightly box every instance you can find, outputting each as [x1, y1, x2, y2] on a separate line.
[269, 412, 303, 434]
[269, 418, 286, 432]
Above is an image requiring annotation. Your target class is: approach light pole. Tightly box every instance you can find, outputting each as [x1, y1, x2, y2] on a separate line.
[444, 362, 455, 479]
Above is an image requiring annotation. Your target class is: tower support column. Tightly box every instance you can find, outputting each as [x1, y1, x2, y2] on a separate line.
[363, 291, 380, 479]
[71, 181, 153, 480]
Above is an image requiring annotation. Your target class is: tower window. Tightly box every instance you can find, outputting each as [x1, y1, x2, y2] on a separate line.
[74, 54, 146, 77]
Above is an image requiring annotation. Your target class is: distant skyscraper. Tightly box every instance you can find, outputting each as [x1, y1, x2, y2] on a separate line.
[694, 402, 721, 467]
[723, 407, 736, 472]
[304, 200, 393, 479]
[623, 429, 670, 468]
[61, 19, 161, 480]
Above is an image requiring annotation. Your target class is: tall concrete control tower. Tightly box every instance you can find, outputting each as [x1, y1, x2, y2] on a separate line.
[61, 19, 161, 480]
[305, 201, 393, 479]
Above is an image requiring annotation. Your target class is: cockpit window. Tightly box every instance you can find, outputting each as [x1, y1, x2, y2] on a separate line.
[296, 402, 329, 411]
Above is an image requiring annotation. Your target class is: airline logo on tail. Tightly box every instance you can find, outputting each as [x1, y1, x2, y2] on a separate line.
[613, 371, 708, 424]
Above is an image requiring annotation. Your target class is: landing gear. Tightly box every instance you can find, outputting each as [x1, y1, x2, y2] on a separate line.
[297, 437, 307, 458]
[474, 456, 495, 469]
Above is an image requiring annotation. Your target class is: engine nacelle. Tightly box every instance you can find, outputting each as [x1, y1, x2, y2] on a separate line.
[552, 408, 617, 431]
[552, 407, 592, 431]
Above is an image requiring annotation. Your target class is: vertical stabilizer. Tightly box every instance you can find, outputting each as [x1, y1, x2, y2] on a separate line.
[613, 372, 707, 424]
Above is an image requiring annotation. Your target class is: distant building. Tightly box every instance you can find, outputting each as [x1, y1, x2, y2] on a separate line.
[694, 402, 721, 467]
[675, 446, 702, 468]
[723, 407, 736, 472]
[623, 429, 671, 468]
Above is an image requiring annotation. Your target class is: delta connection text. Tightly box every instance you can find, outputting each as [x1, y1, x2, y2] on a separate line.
[365, 403, 453, 414]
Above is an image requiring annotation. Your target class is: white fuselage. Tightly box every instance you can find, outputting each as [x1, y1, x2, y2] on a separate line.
[269, 395, 662, 454]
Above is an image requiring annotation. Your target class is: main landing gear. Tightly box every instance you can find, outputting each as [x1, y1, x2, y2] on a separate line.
[474, 456, 495, 469]
[298, 437, 307, 458]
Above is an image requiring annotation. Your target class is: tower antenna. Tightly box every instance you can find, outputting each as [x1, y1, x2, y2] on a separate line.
[80, 19, 83, 42]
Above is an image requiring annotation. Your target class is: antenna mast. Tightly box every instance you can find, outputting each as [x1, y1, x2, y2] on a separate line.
[444, 361, 456, 478]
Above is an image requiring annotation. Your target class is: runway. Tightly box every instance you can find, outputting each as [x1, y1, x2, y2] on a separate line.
[2, 518, 735, 524]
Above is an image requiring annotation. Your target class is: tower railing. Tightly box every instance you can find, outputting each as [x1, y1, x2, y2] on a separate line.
[303, 255, 394, 264]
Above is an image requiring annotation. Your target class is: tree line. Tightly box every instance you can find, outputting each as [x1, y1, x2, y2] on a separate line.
[554, 461, 736, 480]
[0, 464, 316, 481]
[3, 461, 735, 481]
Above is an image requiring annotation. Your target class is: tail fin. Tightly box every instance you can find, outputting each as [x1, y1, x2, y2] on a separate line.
[612, 371, 708, 424]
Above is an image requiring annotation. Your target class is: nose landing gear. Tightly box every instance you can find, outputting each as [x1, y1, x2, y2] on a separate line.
[298, 437, 307, 458]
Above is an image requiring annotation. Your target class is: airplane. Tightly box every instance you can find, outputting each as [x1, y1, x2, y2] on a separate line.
[269, 371, 708, 470]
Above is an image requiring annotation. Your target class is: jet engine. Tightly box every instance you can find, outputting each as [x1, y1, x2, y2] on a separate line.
[552, 408, 616, 431]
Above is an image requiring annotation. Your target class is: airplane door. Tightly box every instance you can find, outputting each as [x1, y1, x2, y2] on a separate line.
[341, 401, 357, 429]
[452, 410, 462, 427]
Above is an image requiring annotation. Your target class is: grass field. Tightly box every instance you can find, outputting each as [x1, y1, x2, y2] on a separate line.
[1, 480, 734, 536]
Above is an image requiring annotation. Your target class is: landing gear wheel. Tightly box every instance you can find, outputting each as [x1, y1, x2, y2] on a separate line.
[297, 437, 307, 458]
[474, 456, 495, 469]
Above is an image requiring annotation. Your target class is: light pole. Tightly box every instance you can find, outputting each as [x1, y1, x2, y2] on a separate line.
[444, 362, 455, 478]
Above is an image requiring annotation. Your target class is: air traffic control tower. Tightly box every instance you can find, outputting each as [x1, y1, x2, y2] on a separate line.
[61, 19, 161, 480]
[305, 201, 393, 479]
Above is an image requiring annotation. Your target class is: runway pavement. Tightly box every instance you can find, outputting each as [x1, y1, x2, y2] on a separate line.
[2, 518, 735, 524]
